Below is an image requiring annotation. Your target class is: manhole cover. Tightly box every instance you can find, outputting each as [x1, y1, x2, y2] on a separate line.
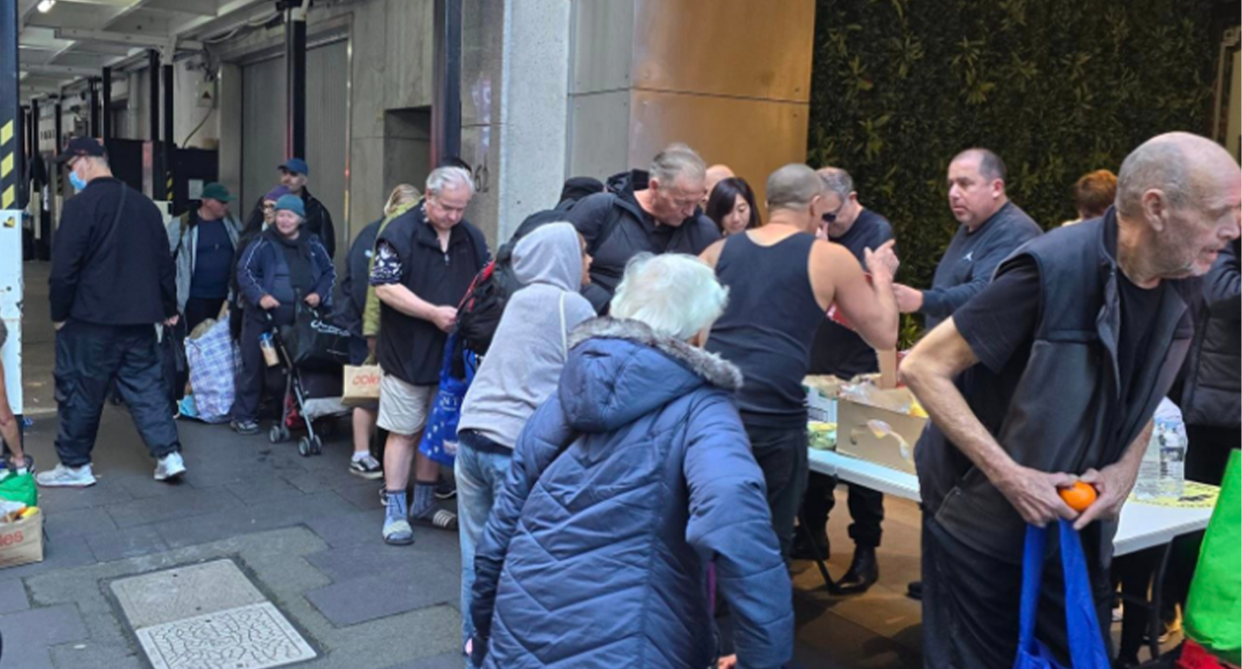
[135, 602, 315, 669]
[113, 560, 315, 669]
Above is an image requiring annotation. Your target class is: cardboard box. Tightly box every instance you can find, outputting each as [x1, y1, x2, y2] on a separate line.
[836, 388, 928, 475]
[0, 509, 44, 569]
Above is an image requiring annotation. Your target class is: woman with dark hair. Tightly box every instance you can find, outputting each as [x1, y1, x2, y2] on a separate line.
[706, 177, 761, 236]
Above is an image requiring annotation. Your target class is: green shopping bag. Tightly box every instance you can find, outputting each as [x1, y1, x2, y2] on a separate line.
[1184, 449, 1241, 665]
[0, 471, 36, 508]
[0, 471, 37, 508]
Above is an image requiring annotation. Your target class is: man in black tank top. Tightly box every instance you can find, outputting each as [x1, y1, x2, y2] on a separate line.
[701, 164, 901, 562]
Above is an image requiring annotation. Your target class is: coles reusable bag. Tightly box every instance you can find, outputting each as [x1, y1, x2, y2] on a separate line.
[418, 335, 469, 467]
[1013, 520, 1110, 669]
[1184, 449, 1241, 665]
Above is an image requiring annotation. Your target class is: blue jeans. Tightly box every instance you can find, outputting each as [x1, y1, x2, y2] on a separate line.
[455, 431, 513, 652]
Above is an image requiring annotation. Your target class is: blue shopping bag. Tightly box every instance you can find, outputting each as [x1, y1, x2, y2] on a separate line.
[1013, 520, 1111, 669]
[418, 335, 470, 467]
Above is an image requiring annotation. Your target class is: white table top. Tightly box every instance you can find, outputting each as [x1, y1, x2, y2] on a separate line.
[808, 448, 1215, 556]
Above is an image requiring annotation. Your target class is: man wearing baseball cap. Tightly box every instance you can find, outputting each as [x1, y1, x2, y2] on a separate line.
[168, 182, 244, 333]
[243, 158, 336, 259]
[39, 137, 187, 488]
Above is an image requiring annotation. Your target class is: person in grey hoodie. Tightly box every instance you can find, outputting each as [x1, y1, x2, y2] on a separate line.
[454, 222, 595, 655]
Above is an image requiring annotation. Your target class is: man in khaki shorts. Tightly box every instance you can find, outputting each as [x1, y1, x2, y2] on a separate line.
[370, 166, 490, 545]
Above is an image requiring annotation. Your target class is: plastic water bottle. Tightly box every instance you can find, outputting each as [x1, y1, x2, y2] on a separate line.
[1157, 416, 1186, 500]
[1135, 426, 1163, 501]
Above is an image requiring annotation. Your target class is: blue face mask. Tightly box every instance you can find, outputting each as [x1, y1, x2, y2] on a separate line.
[68, 170, 87, 192]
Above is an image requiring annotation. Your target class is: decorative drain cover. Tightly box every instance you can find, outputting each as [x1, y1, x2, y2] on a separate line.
[135, 602, 315, 669]
[113, 560, 315, 669]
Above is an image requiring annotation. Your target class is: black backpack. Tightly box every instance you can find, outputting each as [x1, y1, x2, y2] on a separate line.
[455, 205, 621, 355]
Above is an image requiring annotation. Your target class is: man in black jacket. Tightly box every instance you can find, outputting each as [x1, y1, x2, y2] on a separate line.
[37, 138, 186, 488]
[243, 158, 336, 259]
[796, 167, 894, 594]
[566, 144, 721, 313]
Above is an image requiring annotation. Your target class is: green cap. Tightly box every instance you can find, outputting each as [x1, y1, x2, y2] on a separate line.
[200, 182, 234, 202]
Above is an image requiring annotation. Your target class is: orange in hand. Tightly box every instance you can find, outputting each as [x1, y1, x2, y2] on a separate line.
[1059, 481, 1098, 512]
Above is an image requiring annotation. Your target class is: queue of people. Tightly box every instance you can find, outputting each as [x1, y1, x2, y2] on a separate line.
[19, 131, 1240, 669]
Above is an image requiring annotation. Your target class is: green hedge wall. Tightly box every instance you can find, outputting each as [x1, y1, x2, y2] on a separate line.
[808, 0, 1217, 343]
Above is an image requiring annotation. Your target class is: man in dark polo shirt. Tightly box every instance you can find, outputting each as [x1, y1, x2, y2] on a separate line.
[794, 167, 894, 594]
[893, 148, 1043, 330]
[371, 166, 489, 545]
[38, 138, 186, 488]
[900, 133, 1241, 668]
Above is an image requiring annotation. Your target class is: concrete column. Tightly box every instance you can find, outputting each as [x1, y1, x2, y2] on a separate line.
[461, 0, 813, 245]
[216, 63, 243, 203]
[461, 0, 573, 244]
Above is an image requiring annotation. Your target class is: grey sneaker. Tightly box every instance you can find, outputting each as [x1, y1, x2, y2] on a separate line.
[36, 463, 97, 488]
[231, 419, 260, 435]
[154, 452, 186, 482]
[383, 518, 414, 546]
[349, 454, 382, 480]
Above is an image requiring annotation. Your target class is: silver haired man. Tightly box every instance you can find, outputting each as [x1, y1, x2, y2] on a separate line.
[566, 143, 722, 313]
[370, 166, 491, 545]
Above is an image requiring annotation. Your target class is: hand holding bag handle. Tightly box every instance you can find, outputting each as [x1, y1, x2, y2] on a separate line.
[1014, 520, 1111, 669]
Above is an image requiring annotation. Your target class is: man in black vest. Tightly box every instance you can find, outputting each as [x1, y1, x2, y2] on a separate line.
[900, 133, 1241, 668]
[371, 167, 490, 546]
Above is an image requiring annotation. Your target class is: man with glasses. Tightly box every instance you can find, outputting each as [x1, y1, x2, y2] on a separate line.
[893, 149, 1042, 330]
[794, 167, 896, 593]
[566, 144, 722, 313]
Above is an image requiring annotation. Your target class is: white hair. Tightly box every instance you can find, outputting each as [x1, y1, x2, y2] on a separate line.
[609, 253, 729, 341]
[426, 166, 476, 197]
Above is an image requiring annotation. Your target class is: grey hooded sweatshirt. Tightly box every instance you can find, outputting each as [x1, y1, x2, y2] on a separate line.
[458, 223, 596, 448]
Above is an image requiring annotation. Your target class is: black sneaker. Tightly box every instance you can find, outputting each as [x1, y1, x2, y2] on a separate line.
[349, 454, 383, 480]
[435, 475, 457, 500]
[231, 419, 260, 436]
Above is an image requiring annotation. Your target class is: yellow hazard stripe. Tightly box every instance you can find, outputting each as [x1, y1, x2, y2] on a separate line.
[1, 185, 14, 209]
[0, 121, 10, 145]
[0, 154, 10, 179]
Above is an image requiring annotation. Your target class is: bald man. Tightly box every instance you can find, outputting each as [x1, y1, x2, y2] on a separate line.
[701, 164, 900, 560]
[702, 164, 736, 208]
[900, 133, 1241, 668]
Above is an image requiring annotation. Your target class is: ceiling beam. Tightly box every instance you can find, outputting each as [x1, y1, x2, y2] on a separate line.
[20, 63, 102, 77]
[54, 27, 202, 51]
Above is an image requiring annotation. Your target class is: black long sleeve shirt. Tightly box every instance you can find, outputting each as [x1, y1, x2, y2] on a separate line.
[50, 177, 177, 325]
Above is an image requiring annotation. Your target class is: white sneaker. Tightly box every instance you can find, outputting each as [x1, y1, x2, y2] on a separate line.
[36, 463, 97, 488]
[154, 452, 186, 482]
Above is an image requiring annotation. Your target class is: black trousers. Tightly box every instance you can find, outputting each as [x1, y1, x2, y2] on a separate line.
[802, 472, 885, 549]
[922, 516, 1113, 669]
[745, 423, 809, 561]
[54, 321, 181, 467]
[184, 296, 226, 335]
[231, 312, 277, 424]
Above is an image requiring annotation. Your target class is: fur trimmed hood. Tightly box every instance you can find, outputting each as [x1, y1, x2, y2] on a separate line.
[559, 317, 743, 434]
[568, 317, 743, 390]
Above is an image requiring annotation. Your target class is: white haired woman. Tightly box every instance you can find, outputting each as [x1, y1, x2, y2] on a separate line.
[469, 254, 794, 669]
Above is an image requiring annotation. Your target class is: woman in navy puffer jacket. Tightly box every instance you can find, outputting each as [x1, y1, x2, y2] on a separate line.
[470, 254, 793, 669]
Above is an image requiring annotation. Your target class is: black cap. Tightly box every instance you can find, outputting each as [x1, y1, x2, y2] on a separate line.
[55, 137, 106, 164]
